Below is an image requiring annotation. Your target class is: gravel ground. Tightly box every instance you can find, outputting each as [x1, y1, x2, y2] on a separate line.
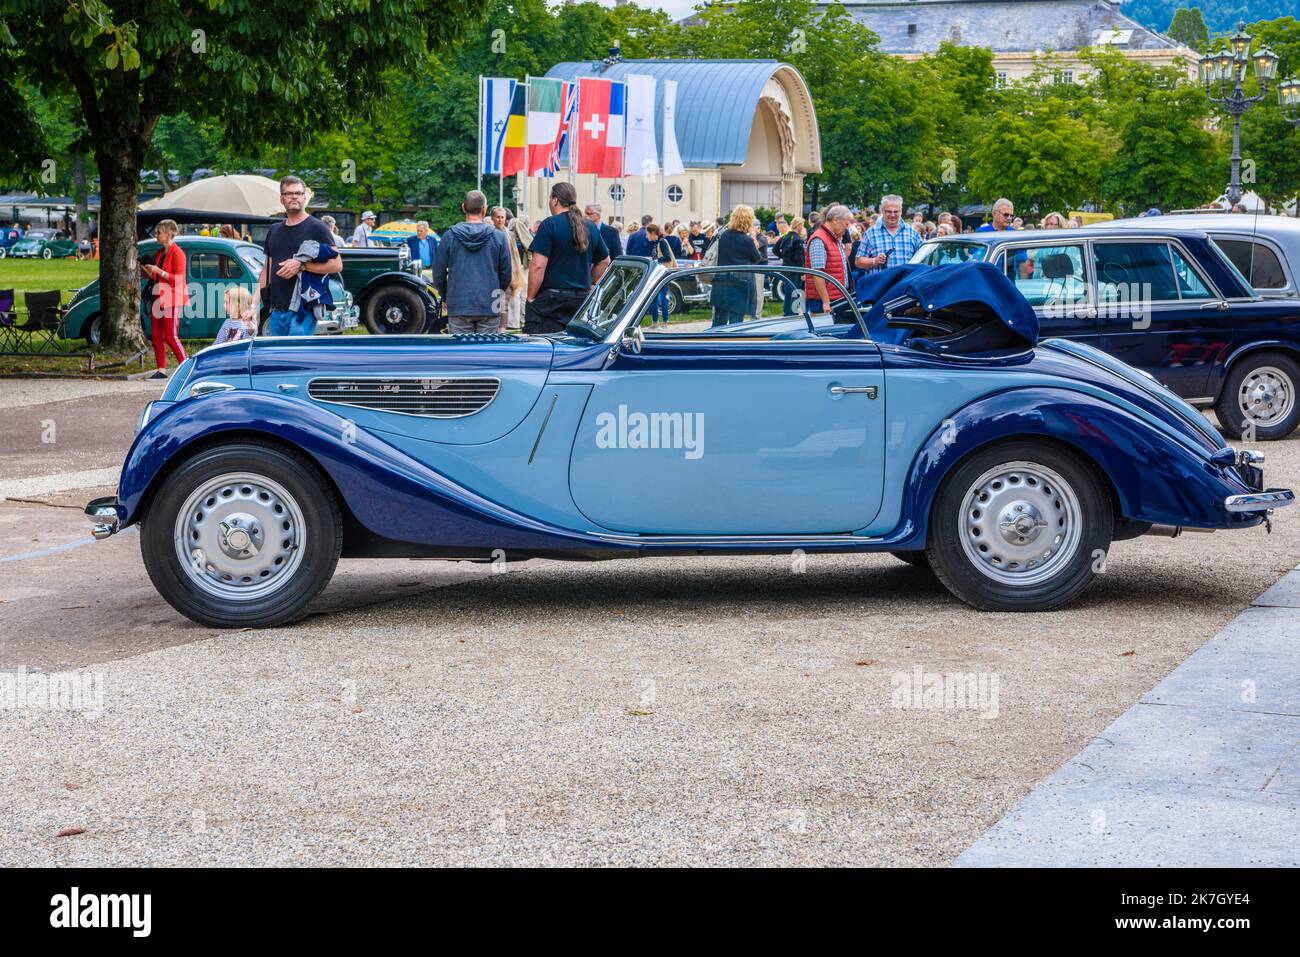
[3, 458, 1298, 866]
[2, 377, 1297, 866]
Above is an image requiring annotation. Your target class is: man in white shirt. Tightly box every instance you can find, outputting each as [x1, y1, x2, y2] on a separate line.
[350, 211, 376, 247]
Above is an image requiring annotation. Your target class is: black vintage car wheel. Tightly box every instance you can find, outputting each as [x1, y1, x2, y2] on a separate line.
[362, 285, 427, 335]
[1214, 352, 1300, 441]
[0, 247, 7, 259]
[82, 314, 102, 347]
[140, 441, 342, 628]
[925, 441, 1111, 612]
[666, 282, 687, 316]
[41, 247, 53, 259]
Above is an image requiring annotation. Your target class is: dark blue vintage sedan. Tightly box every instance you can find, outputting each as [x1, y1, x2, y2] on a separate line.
[86, 259, 1293, 628]
[912, 228, 1300, 440]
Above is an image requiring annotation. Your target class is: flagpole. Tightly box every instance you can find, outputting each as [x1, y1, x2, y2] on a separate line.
[477, 76, 483, 193]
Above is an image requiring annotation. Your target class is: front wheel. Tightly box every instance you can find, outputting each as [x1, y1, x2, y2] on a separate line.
[41, 247, 53, 259]
[925, 441, 1112, 612]
[1214, 352, 1300, 441]
[362, 285, 427, 335]
[140, 442, 342, 628]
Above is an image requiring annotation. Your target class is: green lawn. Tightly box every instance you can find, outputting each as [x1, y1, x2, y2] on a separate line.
[0, 257, 99, 299]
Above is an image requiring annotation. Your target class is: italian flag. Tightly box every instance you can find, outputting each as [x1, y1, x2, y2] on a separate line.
[527, 78, 565, 177]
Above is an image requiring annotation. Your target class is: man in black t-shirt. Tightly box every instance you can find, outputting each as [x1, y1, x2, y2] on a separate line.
[247, 175, 341, 336]
[525, 182, 610, 335]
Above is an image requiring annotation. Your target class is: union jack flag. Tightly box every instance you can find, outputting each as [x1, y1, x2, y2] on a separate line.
[542, 81, 578, 177]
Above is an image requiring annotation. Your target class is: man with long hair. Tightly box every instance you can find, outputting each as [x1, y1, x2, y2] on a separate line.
[525, 182, 610, 334]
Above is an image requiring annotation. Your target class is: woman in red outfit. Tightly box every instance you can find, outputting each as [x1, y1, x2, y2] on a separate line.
[141, 219, 187, 375]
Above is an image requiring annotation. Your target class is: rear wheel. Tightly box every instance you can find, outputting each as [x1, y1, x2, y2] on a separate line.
[140, 442, 342, 628]
[925, 441, 1111, 612]
[362, 285, 427, 335]
[82, 314, 102, 347]
[1214, 352, 1300, 441]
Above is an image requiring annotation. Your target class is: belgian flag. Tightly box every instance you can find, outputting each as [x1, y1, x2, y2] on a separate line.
[501, 83, 528, 177]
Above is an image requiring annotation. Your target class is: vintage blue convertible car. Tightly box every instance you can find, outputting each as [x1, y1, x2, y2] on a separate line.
[86, 259, 1294, 628]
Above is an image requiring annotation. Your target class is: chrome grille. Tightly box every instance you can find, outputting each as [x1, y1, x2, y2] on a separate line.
[306, 376, 500, 418]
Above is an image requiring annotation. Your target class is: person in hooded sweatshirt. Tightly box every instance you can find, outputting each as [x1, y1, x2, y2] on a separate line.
[430, 189, 513, 335]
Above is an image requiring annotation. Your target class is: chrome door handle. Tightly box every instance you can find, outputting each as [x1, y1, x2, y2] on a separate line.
[277, 383, 300, 393]
[830, 385, 878, 398]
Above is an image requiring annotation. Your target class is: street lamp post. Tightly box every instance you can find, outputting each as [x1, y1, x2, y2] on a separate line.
[1280, 74, 1300, 124]
[1200, 22, 1279, 206]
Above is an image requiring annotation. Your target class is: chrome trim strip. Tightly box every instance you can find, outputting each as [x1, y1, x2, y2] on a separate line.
[528, 394, 558, 465]
[593, 532, 878, 546]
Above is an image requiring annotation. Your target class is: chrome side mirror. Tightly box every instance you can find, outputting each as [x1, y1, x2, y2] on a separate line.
[621, 324, 645, 354]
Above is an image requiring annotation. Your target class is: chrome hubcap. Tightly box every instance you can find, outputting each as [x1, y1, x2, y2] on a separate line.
[1239, 366, 1294, 427]
[960, 461, 1083, 586]
[174, 472, 305, 600]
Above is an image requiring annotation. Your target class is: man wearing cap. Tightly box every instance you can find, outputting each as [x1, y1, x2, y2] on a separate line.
[351, 211, 376, 247]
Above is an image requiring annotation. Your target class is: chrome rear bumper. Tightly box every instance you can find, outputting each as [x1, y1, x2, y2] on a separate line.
[1224, 488, 1295, 513]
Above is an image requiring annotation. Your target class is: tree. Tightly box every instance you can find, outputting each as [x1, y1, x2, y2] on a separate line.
[1167, 8, 1209, 50]
[966, 96, 1110, 216]
[0, 0, 480, 349]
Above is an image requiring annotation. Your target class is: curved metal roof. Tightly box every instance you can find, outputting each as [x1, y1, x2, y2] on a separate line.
[544, 59, 804, 169]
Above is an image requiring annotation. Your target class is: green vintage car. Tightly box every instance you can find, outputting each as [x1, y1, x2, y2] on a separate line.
[62, 236, 357, 345]
[336, 244, 444, 334]
[5, 228, 78, 259]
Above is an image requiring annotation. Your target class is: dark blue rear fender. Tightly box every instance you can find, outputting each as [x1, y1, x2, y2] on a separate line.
[116, 391, 625, 555]
[890, 387, 1261, 549]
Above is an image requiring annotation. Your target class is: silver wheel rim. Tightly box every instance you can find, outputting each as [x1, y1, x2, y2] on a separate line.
[1238, 366, 1295, 427]
[173, 471, 306, 600]
[959, 460, 1083, 587]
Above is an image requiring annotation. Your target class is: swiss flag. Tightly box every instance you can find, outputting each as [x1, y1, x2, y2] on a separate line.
[574, 78, 624, 178]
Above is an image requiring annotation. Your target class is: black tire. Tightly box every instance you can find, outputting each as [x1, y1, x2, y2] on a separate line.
[41, 247, 53, 259]
[362, 284, 427, 335]
[925, 440, 1112, 612]
[890, 551, 931, 569]
[140, 441, 342, 628]
[81, 314, 102, 347]
[0, 247, 7, 259]
[666, 283, 686, 316]
[1214, 351, 1300, 441]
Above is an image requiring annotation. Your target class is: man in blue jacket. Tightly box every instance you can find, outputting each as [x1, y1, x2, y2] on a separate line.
[430, 190, 512, 335]
[624, 214, 653, 258]
[584, 203, 622, 259]
[404, 221, 438, 275]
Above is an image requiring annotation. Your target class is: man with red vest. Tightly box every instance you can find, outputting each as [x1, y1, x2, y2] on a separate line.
[804, 204, 852, 314]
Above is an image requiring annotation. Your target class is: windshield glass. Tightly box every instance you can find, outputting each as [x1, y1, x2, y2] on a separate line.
[565, 260, 651, 339]
[237, 244, 265, 274]
[914, 241, 986, 266]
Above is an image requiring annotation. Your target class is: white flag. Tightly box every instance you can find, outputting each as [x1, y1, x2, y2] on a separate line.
[480, 76, 516, 176]
[661, 79, 685, 177]
[622, 74, 658, 179]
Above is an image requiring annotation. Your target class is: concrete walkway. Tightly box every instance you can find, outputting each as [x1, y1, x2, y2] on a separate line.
[957, 565, 1300, 867]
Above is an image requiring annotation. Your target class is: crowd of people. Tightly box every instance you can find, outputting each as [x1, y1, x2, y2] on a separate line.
[131, 171, 1275, 373]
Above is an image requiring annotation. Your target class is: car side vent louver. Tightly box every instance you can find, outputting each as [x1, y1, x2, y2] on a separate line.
[306, 377, 500, 418]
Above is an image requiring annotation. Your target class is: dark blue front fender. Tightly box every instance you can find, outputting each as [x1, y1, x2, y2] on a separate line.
[888, 387, 1261, 549]
[116, 391, 625, 555]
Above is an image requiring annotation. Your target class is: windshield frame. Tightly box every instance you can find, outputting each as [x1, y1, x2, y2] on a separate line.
[564, 257, 656, 342]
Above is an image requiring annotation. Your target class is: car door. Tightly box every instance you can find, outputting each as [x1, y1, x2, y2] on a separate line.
[993, 240, 1099, 347]
[568, 265, 887, 536]
[184, 248, 251, 337]
[1088, 239, 1228, 399]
